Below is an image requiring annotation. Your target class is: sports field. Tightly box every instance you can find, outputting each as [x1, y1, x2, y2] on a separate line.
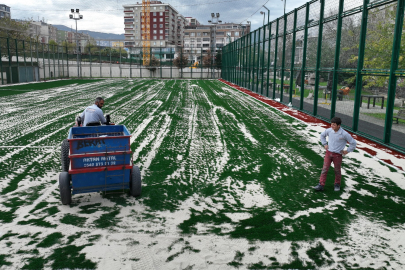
[0, 79, 404, 269]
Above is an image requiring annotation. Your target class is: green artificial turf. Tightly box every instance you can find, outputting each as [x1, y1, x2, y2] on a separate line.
[0, 79, 103, 97]
[0, 78, 404, 268]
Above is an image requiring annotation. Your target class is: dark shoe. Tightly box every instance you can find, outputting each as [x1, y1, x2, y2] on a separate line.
[334, 184, 340, 191]
[313, 184, 324, 191]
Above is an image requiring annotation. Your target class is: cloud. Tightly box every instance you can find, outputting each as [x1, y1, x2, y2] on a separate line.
[4, 0, 309, 34]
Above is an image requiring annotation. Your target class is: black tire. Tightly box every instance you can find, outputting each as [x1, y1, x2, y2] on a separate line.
[130, 165, 142, 197]
[61, 139, 70, 171]
[59, 172, 71, 205]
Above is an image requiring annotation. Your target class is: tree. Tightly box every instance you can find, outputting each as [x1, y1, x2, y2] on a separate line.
[173, 54, 188, 68]
[49, 39, 58, 46]
[215, 51, 222, 68]
[0, 18, 31, 58]
[203, 50, 213, 67]
[144, 55, 160, 71]
[61, 40, 75, 54]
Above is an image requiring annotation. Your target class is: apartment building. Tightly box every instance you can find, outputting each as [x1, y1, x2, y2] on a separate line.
[183, 20, 250, 62]
[29, 21, 58, 44]
[0, 4, 10, 19]
[122, 1, 185, 51]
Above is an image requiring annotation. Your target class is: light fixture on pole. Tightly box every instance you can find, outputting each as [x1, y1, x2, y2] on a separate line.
[69, 9, 83, 78]
[260, 11, 265, 26]
[262, 5, 270, 25]
[208, 13, 222, 78]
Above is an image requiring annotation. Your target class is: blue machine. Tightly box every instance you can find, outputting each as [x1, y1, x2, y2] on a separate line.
[59, 125, 141, 205]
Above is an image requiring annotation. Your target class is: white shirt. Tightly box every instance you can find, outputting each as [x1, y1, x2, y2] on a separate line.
[320, 127, 356, 154]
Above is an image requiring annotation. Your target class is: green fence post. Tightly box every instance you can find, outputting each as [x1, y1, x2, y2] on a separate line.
[280, 14, 288, 103]
[42, 43, 45, 80]
[66, 43, 69, 78]
[330, 0, 344, 118]
[246, 32, 249, 90]
[7, 38, 12, 83]
[313, 0, 325, 115]
[266, 23, 272, 97]
[36, 41, 40, 80]
[299, 3, 310, 110]
[23, 40, 28, 82]
[0, 38, 3, 84]
[352, 0, 370, 132]
[89, 46, 92, 78]
[15, 39, 20, 83]
[48, 45, 51, 79]
[272, 19, 279, 99]
[100, 48, 102, 78]
[53, 44, 56, 80]
[260, 25, 266, 96]
[256, 29, 261, 93]
[289, 9, 298, 104]
[252, 30, 257, 92]
[384, 0, 405, 144]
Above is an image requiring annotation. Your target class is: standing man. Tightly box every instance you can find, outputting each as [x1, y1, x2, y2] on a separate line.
[80, 97, 106, 126]
[313, 117, 356, 191]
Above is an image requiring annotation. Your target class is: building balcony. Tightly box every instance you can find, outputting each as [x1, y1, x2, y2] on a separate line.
[124, 34, 134, 36]
[124, 28, 133, 30]
[124, 10, 133, 13]
[124, 16, 133, 18]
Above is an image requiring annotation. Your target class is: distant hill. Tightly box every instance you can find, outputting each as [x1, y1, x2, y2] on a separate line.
[53, 25, 124, 40]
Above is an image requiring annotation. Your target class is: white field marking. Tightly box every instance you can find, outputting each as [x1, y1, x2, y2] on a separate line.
[218, 80, 405, 174]
[0, 122, 73, 164]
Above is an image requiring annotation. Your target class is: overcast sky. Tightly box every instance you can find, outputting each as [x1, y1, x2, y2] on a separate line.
[4, 0, 311, 35]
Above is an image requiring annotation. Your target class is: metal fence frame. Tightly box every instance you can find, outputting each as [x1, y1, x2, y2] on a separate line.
[222, 0, 405, 153]
[0, 37, 222, 82]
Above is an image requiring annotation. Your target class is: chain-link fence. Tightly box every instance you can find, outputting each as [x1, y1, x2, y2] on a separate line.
[0, 37, 222, 82]
[222, 0, 405, 153]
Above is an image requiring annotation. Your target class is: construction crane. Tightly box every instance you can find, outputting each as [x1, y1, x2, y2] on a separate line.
[141, 0, 151, 66]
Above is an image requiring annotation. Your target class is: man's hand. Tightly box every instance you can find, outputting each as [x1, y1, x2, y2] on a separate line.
[324, 145, 329, 150]
[341, 150, 348, 155]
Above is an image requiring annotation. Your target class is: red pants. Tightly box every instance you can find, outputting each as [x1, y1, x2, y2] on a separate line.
[319, 150, 342, 186]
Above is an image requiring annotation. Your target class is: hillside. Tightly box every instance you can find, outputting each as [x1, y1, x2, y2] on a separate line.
[53, 25, 124, 40]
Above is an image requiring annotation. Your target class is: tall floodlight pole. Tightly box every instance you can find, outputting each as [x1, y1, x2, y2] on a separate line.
[69, 9, 83, 78]
[208, 13, 222, 78]
[281, 0, 286, 16]
[263, 5, 270, 25]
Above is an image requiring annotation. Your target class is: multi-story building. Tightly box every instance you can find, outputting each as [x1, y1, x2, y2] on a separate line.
[0, 4, 10, 19]
[122, 1, 185, 51]
[183, 20, 250, 63]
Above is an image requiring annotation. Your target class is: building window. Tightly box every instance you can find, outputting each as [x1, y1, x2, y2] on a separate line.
[159, 30, 163, 34]
[160, 12, 163, 16]
[197, 32, 201, 36]
[160, 36, 163, 39]
[235, 32, 239, 36]
[154, 7, 157, 10]
[159, 24, 163, 28]
[227, 32, 231, 36]
[159, 18, 163, 22]
[190, 33, 195, 36]
[135, 7, 138, 10]
[160, 41, 164, 45]
[153, 30, 157, 34]
[153, 12, 156, 15]
[153, 18, 157, 22]
[153, 24, 157, 28]
[203, 32, 208, 36]
[153, 42, 156, 45]
[153, 36, 157, 40]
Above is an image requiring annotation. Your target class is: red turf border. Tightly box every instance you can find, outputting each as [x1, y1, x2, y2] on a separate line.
[219, 79, 405, 171]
